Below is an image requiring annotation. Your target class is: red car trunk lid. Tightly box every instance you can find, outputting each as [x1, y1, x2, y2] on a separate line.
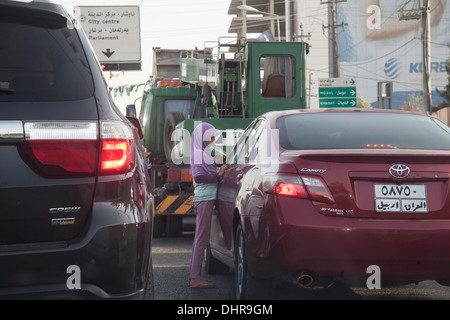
[285, 150, 450, 219]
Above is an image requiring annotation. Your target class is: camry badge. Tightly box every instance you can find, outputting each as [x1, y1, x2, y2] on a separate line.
[389, 164, 410, 179]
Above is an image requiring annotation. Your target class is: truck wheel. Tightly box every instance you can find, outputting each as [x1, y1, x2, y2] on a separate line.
[163, 112, 185, 162]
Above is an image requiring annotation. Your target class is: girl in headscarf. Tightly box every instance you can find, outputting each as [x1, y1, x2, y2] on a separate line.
[189, 122, 227, 288]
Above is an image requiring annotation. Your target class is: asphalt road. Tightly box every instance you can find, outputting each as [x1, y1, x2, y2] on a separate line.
[152, 218, 450, 300]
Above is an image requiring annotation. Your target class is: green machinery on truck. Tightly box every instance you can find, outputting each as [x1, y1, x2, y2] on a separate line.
[128, 38, 309, 236]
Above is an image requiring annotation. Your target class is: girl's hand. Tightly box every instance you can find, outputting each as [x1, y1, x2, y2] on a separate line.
[218, 164, 228, 176]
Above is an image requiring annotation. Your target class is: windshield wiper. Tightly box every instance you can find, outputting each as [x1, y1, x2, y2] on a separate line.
[0, 88, 15, 95]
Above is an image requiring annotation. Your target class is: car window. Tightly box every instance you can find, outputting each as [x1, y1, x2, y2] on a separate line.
[277, 112, 450, 150]
[244, 119, 266, 162]
[227, 119, 266, 165]
[0, 21, 94, 102]
[164, 99, 197, 120]
[260, 55, 295, 98]
[227, 121, 254, 165]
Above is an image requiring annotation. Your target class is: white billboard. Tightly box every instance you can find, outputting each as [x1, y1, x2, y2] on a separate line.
[74, 6, 141, 69]
[337, 0, 449, 109]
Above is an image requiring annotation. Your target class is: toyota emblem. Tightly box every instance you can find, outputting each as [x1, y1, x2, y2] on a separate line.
[389, 164, 410, 179]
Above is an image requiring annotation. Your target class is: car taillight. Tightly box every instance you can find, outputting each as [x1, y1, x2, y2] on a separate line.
[21, 122, 98, 178]
[20, 121, 136, 178]
[264, 174, 335, 204]
[168, 168, 193, 182]
[168, 168, 181, 181]
[100, 121, 135, 175]
[274, 182, 307, 198]
[301, 176, 335, 204]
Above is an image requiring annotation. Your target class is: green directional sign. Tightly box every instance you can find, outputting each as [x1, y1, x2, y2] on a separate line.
[318, 78, 357, 108]
[319, 87, 356, 99]
[319, 98, 357, 108]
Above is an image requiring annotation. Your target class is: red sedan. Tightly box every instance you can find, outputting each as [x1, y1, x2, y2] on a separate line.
[205, 108, 450, 299]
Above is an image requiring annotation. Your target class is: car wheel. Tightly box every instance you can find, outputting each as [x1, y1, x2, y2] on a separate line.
[234, 223, 274, 300]
[142, 257, 154, 300]
[204, 244, 229, 274]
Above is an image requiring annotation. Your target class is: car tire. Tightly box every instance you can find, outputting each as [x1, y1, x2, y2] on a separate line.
[163, 112, 185, 162]
[204, 244, 229, 275]
[142, 257, 155, 300]
[234, 223, 274, 300]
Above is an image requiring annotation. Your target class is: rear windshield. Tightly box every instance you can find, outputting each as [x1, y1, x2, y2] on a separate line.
[277, 112, 450, 150]
[0, 20, 94, 102]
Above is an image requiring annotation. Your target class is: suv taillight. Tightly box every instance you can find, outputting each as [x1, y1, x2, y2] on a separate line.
[264, 174, 335, 204]
[21, 122, 98, 178]
[20, 121, 135, 178]
[99, 121, 135, 175]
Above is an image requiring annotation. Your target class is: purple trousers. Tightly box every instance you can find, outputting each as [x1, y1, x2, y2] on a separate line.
[189, 200, 214, 279]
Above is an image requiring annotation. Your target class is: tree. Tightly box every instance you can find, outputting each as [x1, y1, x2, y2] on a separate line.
[357, 92, 372, 109]
[406, 92, 424, 112]
[433, 46, 450, 112]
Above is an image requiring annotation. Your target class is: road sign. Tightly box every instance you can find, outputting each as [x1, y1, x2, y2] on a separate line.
[318, 78, 357, 108]
[319, 98, 356, 108]
[74, 6, 141, 70]
[319, 78, 356, 88]
[318, 87, 356, 99]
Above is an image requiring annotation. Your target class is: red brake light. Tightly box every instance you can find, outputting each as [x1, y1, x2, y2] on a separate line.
[266, 174, 335, 204]
[21, 122, 98, 178]
[274, 182, 307, 198]
[28, 140, 97, 173]
[366, 143, 393, 148]
[167, 168, 193, 182]
[100, 121, 135, 175]
[168, 168, 181, 181]
[101, 139, 130, 171]
[181, 169, 193, 182]
[21, 121, 136, 178]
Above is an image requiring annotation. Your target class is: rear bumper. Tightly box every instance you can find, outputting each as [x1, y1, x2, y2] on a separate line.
[0, 202, 153, 300]
[247, 196, 450, 283]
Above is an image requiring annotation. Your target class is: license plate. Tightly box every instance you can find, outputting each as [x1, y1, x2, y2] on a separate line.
[374, 184, 428, 213]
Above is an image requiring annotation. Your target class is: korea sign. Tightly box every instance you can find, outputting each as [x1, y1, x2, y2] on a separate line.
[74, 6, 141, 70]
[319, 78, 357, 108]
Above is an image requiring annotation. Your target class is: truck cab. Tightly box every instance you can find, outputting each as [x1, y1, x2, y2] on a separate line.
[133, 39, 309, 236]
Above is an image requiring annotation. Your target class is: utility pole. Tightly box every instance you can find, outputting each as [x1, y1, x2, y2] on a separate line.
[321, 0, 347, 78]
[285, 0, 291, 42]
[398, 0, 432, 113]
[297, 23, 311, 41]
[422, 0, 432, 113]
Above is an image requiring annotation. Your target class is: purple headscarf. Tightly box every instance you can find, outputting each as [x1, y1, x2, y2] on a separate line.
[190, 122, 220, 183]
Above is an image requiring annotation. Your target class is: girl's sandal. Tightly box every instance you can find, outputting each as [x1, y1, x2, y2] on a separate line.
[189, 278, 215, 289]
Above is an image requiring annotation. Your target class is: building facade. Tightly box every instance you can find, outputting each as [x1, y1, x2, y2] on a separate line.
[228, 0, 449, 110]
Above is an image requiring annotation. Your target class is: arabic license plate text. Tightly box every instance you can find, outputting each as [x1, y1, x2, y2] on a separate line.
[374, 184, 428, 213]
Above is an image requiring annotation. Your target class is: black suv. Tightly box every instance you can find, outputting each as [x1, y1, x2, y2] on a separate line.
[0, 0, 154, 299]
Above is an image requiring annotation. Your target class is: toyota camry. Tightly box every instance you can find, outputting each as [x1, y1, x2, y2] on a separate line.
[205, 108, 450, 299]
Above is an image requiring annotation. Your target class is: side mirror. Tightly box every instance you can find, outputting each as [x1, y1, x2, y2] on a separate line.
[126, 116, 143, 140]
[126, 104, 137, 118]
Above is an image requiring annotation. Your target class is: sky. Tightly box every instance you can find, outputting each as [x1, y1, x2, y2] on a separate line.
[52, 0, 234, 112]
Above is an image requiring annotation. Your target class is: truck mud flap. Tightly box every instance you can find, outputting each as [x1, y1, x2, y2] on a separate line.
[155, 194, 194, 215]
